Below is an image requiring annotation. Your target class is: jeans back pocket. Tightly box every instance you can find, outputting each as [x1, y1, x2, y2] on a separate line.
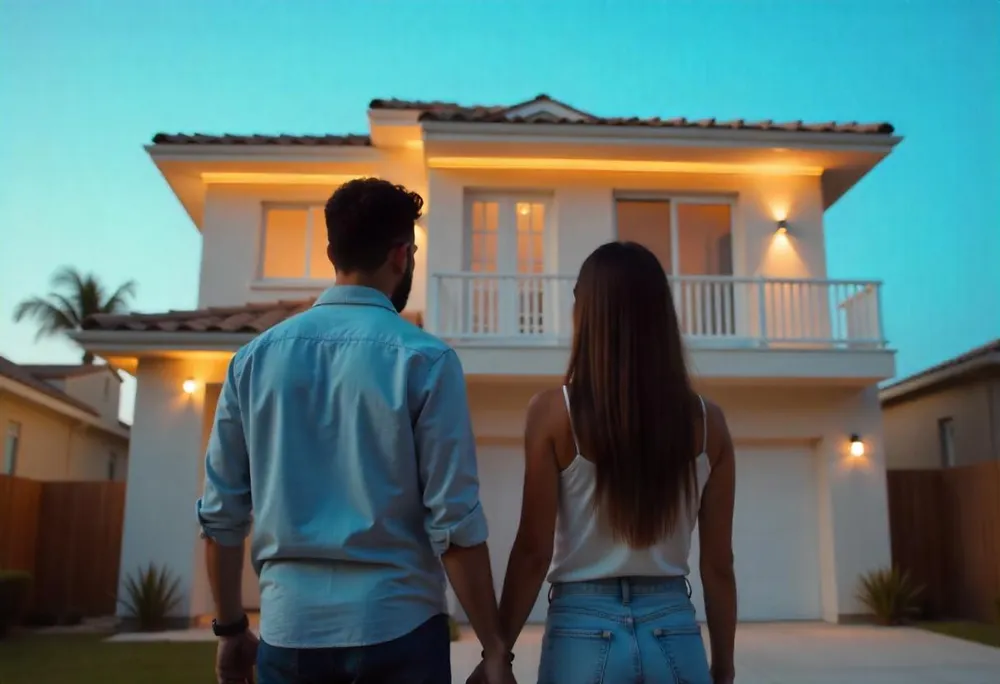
[652, 626, 712, 684]
[538, 628, 612, 684]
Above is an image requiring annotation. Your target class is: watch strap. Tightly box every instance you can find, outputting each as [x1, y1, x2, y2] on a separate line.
[212, 613, 249, 637]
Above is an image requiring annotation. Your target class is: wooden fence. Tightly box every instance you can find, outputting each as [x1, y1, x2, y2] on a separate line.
[0, 475, 125, 617]
[887, 461, 1000, 623]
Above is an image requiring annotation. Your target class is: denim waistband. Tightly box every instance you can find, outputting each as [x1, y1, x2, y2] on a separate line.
[550, 576, 691, 601]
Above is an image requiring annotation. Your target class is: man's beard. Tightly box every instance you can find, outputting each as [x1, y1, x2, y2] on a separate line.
[390, 252, 415, 313]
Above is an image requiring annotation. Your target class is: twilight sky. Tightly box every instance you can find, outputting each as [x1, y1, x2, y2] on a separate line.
[1, 0, 997, 423]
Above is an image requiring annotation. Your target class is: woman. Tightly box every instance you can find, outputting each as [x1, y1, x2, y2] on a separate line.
[477, 241, 737, 684]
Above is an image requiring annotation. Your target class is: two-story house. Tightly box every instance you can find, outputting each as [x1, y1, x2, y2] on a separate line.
[75, 94, 900, 627]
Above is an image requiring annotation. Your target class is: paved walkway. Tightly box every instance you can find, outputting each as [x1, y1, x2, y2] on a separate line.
[110, 622, 1000, 683]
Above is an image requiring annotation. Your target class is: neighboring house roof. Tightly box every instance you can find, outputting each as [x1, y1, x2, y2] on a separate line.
[879, 339, 1000, 404]
[150, 93, 894, 145]
[82, 300, 424, 334]
[19, 363, 122, 383]
[0, 356, 100, 416]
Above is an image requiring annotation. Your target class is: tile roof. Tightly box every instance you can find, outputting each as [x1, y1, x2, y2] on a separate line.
[19, 364, 121, 381]
[370, 94, 896, 135]
[880, 338, 1000, 401]
[150, 94, 894, 146]
[0, 356, 100, 416]
[82, 300, 424, 334]
[150, 133, 372, 146]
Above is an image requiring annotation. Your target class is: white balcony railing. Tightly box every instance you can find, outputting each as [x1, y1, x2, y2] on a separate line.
[430, 272, 886, 349]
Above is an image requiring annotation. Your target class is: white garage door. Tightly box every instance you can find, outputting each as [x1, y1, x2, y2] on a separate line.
[449, 444, 549, 624]
[688, 446, 823, 621]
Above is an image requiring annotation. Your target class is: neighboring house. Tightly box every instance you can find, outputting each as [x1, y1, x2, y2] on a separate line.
[880, 339, 1000, 470]
[0, 357, 130, 482]
[74, 94, 901, 625]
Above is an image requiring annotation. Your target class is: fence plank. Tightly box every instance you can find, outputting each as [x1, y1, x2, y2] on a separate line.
[888, 463, 1000, 622]
[0, 475, 124, 617]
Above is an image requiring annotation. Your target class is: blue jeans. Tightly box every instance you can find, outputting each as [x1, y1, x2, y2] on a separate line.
[538, 577, 712, 684]
[257, 613, 451, 684]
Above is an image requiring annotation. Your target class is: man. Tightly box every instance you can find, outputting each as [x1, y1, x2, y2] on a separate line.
[197, 178, 515, 684]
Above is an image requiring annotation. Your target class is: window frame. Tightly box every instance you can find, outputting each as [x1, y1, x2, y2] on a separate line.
[463, 191, 554, 274]
[4, 421, 21, 476]
[612, 192, 738, 277]
[253, 202, 336, 289]
[938, 417, 956, 468]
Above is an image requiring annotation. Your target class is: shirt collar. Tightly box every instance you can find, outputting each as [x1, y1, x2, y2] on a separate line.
[313, 285, 397, 313]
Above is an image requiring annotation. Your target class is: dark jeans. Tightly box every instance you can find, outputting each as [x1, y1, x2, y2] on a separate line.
[257, 613, 451, 684]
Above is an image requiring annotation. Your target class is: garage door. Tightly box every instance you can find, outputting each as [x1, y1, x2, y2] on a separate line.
[688, 446, 823, 621]
[448, 444, 549, 624]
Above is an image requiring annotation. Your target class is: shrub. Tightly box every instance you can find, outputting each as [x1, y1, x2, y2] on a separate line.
[0, 570, 32, 638]
[117, 563, 182, 632]
[856, 566, 924, 626]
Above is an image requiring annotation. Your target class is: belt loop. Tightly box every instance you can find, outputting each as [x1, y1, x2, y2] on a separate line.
[684, 577, 692, 598]
[620, 578, 631, 605]
[548, 584, 555, 604]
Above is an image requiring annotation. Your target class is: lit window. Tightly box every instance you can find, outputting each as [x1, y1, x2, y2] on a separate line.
[260, 205, 336, 280]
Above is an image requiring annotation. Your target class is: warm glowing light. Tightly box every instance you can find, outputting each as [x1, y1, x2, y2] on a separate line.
[201, 173, 361, 186]
[770, 204, 790, 222]
[182, 378, 198, 395]
[517, 204, 531, 216]
[426, 156, 824, 177]
[849, 435, 865, 458]
[775, 219, 789, 235]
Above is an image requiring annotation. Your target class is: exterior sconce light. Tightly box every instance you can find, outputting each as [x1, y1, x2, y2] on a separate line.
[775, 219, 789, 236]
[849, 434, 865, 458]
[182, 378, 198, 395]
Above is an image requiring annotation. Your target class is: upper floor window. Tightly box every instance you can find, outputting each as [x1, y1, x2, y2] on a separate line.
[3, 421, 21, 476]
[938, 417, 956, 468]
[259, 205, 335, 281]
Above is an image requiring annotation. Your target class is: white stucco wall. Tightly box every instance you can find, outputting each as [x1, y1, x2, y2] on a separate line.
[425, 168, 826, 283]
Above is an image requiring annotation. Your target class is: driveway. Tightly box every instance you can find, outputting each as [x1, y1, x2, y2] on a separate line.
[451, 623, 1000, 684]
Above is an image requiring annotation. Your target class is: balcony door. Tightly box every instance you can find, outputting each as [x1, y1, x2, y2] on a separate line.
[466, 196, 549, 336]
[615, 198, 735, 336]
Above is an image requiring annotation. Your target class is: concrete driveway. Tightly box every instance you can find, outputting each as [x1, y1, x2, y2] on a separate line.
[451, 623, 1000, 684]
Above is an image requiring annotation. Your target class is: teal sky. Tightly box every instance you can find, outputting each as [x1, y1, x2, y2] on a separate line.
[1, 0, 998, 424]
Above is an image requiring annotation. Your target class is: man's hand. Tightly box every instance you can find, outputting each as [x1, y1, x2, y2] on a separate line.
[465, 654, 517, 684]
[216, 630, 259, 684]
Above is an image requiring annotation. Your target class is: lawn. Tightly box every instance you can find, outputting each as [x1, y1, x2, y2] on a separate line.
[919, 621, 1000, 648]
[0, 632, 218, 684]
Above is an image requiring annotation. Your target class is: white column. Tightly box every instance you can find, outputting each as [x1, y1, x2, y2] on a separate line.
[816, 385, 892, 621]
[117, 357, 208, 622]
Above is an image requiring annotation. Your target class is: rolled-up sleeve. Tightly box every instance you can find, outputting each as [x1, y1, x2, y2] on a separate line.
[414, 349, 488, 555]
[196, 355, 252, 547]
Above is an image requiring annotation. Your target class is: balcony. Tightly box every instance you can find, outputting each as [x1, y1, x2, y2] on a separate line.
[428, 273, 891, 381]
[431, 273, 884, 346]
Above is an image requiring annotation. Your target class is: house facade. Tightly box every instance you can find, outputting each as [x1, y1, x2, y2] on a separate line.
[880, 339, 1000, 470]
[0, 357, 129, 481]
[75, 95, 900, 625]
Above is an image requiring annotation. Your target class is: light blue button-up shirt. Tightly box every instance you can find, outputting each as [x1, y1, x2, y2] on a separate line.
[196, 286, 488, 648]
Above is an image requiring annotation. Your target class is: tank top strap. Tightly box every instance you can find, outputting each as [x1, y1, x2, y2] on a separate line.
[698, 394, 708, 454]
[562, 385, 582, 456]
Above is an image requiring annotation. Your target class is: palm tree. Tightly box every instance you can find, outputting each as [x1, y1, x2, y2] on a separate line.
[13, 267, 137, 364]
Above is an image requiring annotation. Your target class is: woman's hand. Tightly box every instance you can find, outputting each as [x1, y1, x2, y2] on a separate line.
[466, 655, 517, 684]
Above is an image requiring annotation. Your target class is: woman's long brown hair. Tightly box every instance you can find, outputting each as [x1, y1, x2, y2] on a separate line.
[565, 241, 697, 548]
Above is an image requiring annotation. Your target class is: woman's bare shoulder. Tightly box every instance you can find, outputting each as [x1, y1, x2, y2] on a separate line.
[701, 397, 734, 466]
[527, 386, 568, 421]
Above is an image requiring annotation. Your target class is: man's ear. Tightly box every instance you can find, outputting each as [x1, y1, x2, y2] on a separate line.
[388, 243, 410, 274]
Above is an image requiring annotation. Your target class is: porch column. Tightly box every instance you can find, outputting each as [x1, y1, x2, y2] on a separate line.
[815, 385, 892, 622]
[117, 357, 214, 624]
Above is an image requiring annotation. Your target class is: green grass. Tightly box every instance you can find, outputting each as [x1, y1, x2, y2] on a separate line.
[0, 632, 217, 684]
[919, 621, 1000, 648]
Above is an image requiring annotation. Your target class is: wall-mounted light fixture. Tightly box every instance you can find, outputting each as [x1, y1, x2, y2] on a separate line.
[849, 434, 865, 458]
[182, 378, 198, 395]
[775, 219, 789, 236]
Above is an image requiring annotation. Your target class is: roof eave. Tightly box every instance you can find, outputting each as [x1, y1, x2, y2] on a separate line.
[879, 352, 1000, 404]
[420, 120, 902, 152]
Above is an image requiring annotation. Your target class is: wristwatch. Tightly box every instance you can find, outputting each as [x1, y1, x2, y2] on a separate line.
[212, 613, 249, 637]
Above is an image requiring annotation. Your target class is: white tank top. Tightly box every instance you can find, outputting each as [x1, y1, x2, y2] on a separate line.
[547, 386, 712, 584]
